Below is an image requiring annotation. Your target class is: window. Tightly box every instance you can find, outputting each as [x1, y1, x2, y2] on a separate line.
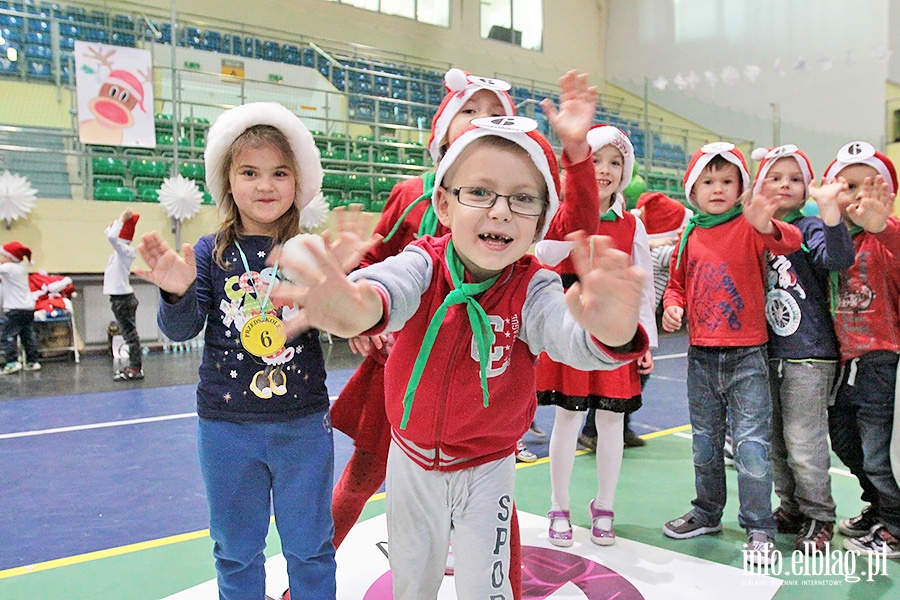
[481, 0, 543, 51]
[327, 0, 449, 27]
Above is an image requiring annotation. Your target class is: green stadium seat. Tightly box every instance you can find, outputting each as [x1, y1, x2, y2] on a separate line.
[137, 184, 160, 202]
[129, 159, 169, 179]
[344, 174, 370, 192]
[94, 185, 136, 202]
[179, 162, 205, 180]
[92, 157, 126, 176]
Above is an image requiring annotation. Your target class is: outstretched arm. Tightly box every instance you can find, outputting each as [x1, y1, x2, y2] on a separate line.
[135, 232, 196, 298]
[848, 175, 895, 233]
[807, 178, 845, 227]
[540, 70, 596, 164]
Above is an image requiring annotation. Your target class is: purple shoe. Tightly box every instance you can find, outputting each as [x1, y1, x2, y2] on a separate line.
[589, 500, 615, 546]
[548, 510, 574, 547]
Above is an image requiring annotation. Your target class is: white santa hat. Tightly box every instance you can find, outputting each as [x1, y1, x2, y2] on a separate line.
[683, 142, 750, 208]
[823, 140, 898, 195]
[428, 68, 516, 162]
[586, 124, 634, 192]
[751, 144, 814, 194]
[433, 116, 560, 241]
[205, 102, 323, 218]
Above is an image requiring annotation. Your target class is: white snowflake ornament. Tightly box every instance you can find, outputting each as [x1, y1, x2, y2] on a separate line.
[158, 174, 203, 221]
[0, 170, 38, 225]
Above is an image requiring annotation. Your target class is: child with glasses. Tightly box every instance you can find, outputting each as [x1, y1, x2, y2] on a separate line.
[273, 107, 648, 598]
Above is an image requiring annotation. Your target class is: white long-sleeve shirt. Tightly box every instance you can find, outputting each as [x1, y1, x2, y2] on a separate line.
[0, 260, 34, 310]
[103, 220, 137, 295]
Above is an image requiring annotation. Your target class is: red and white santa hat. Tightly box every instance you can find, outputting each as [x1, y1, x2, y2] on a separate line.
[106, 69, 146, 112]
[683, 142, 750, 208]
[635, 192, 693, 239]
[586, 124, 634, 192]
[1, 241, 32, 263]
[428, 68, 516, 162]
[433, 116, 560, 241]
[751, 144, 814, 194]
[118, 213, 140, 242]
[823, 140, 897, 195]
[205, 102, 323, 215]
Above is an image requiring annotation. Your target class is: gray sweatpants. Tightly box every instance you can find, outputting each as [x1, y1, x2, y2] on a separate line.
[385, 441, 515, 600]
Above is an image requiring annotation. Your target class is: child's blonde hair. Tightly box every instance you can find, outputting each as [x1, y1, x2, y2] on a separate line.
[213, 124, 301, 268]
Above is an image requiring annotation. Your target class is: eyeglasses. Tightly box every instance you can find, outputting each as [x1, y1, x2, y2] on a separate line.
[449, 186, 547, 217]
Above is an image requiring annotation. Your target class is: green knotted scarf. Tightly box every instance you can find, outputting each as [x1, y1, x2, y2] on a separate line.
[675, 205, 744, 268]
[382, 171, 438, 243]
[399, 240, 500, 429]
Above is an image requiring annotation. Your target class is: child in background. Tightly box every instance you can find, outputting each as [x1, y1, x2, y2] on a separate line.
[752, 144, 855, 552]
[136, 102, 340, 599]
[535, 124, 657, 548]
[0, 241, 40, 373]
[273, 114, 648, 599]
[820, 141, 900, 559]
[104, 209, 144, 381]
[661, 142, 802, 566]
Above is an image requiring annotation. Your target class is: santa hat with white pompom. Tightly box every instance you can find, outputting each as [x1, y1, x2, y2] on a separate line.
[750, 144, 814, 194]
[428, 68, 516, 162]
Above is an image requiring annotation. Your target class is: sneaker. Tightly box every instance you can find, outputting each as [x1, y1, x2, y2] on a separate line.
[663, 512, 723, 539]
[1, 362, 22, 375]
[773, 506, 804, 534]
[795, 518, 834, 553]
[623, 428, 646, 447]
[745, 531, 779, 566]
[529, 421, 547, 437]
[838, 505, 880, 537]
[23, 362, 41, 371]
[589, 500, 615, 546]
[547, 510, 574, 547]
[578, 433, 597, 452]
[723, 437, 734, 467]
[843, 525, 900, 559]
[515, 439, 537, 463]
[113, 367, 144, 381]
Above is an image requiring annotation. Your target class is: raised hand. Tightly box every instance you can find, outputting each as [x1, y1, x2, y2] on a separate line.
[807, 178, 845, 226]
[540, 70, 597, 163]
[135, 232, 196, 297]
[742, 190, 779, 234]
[848, 175, 895, 233]
[564, 231, 645, 347]
[324, 204, 382, 273]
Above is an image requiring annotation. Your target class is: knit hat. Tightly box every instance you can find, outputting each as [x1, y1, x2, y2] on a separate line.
[118, 213, 140, 242]
[428, 68, 516, 162]
[683, 142, 750, 208]
[823, 140, 897, 195]
[433, 116, 560, 241]
[635, 192, 693, 238]
[751, 144, 814, 194]
[106, 69, 146, 112]
[205, 102, 323, 215]
[1, 241, 32, 263]
[586, 124, 634, 192]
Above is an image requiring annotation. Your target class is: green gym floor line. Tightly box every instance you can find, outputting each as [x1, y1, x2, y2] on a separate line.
[1, 427, 896, 599]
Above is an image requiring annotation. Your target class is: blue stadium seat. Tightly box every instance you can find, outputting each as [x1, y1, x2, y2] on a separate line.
[25, 19, 50, 34]
[282, 44, 300, 65]
[262, 40, 280, 61]
[111, 31, 135, 47]
[59, 35, 74, 50]
[24, 31, 48, 45]
[301, 47, 315, 68]
[25, 43, 51, 60]
[0, 26, 21, 43]
[0, 54, 19, 76]
[84, 27, 109, 43]
[202, 29, 222, 52]
[27, 59, 51, 79]
[185, 27, 201, 49]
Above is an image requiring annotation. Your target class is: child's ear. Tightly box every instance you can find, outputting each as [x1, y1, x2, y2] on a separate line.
[435, 187, 453, 227]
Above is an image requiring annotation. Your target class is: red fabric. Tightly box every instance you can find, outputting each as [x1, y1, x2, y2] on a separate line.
[637, 192, 687, 236]
[119, 214, 140, 241]
[663, 216, 802, 346]
[1, 241, 31, 263]
[331, 449, 387, 549]
[29, 273, 75, 317]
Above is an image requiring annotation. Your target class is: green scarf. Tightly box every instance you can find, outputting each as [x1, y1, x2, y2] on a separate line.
[676, 205, 743, 268]
[600, 206, 618, 222]
[400, 240, 500, 429]
[382, 171, 438, 243]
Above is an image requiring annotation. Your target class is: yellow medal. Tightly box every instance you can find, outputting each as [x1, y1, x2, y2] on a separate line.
[240, 315, 287, 357]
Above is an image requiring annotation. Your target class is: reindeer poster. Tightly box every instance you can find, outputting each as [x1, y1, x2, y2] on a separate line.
[75, 41, 155, 147]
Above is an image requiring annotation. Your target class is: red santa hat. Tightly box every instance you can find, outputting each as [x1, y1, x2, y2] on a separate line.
[823, 140, 897, 195]
[683, 142, 750, 208]
[635, 192, 693, 238]
[205, 102, 323, 215]
[1, 241, 32, 263]
[751, 144, 814, 194]
[432, 116, 560, 241]
[106, 69, 146, 112]
[118, 213, 140, 242]
[428, 68, 516, 162]
[586, 124, 634, 192]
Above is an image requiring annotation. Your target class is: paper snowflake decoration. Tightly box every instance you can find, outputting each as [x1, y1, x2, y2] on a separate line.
[0, 170, 38, 225]
[300, 192, 329, 231]
[158, 174, 203, 221]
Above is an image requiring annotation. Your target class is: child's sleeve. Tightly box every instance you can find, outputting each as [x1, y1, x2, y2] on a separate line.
[662, 243, 686, 310]
[157, 239, 211, 342]
[632, 219, 658, 348]
[520, 269, 648, 368]
[543, 153, 601, 241]
[872, 216, 900, 255]
[804, 220, 856, 272]
[105, 221, 137, 260]
[761, 220, 803, 256]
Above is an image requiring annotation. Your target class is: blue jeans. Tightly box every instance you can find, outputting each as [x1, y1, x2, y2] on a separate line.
[198, 412, 336, 600]
[769, 359, 837, 521]
[687, 345, 775, 535]
[828, 351, 900, 536]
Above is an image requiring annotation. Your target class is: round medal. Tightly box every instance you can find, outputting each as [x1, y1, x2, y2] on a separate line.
[240, 315, 287, 356]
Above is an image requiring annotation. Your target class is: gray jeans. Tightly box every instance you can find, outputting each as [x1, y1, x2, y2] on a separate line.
[769, 359, 837, 521]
